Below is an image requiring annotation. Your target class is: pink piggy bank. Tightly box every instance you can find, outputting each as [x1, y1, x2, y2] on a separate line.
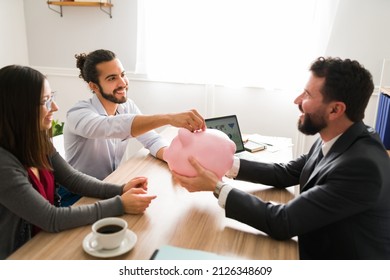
[164, 128, 236, 179]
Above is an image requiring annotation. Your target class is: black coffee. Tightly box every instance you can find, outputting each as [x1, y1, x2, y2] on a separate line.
[97, 224, 123, 234]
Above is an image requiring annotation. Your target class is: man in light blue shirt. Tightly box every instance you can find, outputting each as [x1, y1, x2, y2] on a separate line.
[62, 49, 205, 205]
[64, 94, 167, 180]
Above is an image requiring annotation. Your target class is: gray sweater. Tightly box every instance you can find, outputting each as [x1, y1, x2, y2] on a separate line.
[0, 147, 124, 259]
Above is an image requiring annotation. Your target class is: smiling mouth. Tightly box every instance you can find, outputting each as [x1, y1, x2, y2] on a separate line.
[114, 86, 128, 95]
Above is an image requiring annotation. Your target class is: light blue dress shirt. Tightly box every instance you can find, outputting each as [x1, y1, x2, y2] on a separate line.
[64, 95, 168, 180]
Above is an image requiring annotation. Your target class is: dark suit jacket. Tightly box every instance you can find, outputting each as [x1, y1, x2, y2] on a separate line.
[226, 121, 390, 259]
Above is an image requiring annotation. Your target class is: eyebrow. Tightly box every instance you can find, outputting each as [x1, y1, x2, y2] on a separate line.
[42, 91, 55, 99]
[104, 71, 126, 80]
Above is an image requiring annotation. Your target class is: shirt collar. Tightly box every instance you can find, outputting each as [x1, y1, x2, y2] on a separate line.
[91, 94, 108, 116]
[321, 134, 342, 156]
[91, 94, 125, 115]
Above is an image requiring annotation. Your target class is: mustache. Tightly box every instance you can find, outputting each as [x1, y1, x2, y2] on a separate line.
[298, 104, 304, 113]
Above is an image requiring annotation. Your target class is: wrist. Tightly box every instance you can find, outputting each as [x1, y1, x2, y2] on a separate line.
[213, 181, 227, 198]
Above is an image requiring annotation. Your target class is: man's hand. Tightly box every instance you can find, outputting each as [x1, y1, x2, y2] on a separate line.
[168, 109, 206, 132]
[173, 156, 218, 192]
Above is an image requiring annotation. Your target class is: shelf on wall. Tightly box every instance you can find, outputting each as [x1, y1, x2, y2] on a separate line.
[47, 1, 113, 18]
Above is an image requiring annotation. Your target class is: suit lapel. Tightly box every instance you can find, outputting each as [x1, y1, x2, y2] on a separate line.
[300, 121, 369, 193]
[299, 141, 322, 189]
[302, 150, 337, 192]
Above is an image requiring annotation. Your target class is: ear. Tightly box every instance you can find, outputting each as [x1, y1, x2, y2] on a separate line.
[88, 82, 99, 93]
[328, 101, 346, 120]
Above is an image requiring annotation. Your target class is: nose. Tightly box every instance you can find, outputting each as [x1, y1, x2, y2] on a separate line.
[294, 92, 304, 105]
[119, 76, 128, 87]
[51, 100, 59, 112]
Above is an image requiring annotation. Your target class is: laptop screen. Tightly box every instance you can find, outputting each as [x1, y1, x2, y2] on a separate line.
[205, 115, 245, 153]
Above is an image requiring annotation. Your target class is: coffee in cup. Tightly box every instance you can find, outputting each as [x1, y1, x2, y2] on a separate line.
[89, 217, 128, 250]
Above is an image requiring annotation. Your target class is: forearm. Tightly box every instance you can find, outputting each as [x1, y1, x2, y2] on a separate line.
[51, 152, 123, 198]
[131, 114, 171, 137]
[156, 147, 166, 161]
[225, 188, 293, 240]
[237, 159, 301, 188]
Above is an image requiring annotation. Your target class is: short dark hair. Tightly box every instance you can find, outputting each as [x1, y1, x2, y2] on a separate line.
[309, 57, 374, 122]
[75, 49, 116, 84]
[0, 65, 53, 169]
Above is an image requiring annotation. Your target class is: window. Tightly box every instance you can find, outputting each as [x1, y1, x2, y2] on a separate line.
[136, 0, 340, 89]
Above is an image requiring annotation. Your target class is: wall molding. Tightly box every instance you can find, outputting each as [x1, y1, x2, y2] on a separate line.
[32, 66, 79, 77]
[32, 66, 148, 81]
[31, 66, 384, 95]
[33, 65, 380, 157]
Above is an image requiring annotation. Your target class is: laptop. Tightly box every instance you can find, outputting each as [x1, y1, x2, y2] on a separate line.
[205, 115, 265, 158]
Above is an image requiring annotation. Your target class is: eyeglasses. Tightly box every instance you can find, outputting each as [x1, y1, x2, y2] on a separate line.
[41, 92, 56, 110]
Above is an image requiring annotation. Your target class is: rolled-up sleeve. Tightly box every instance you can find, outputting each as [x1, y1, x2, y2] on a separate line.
[136, 131, 169, 157]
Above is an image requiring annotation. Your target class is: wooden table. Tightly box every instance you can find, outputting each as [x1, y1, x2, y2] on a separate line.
[8, 127, 298, 260]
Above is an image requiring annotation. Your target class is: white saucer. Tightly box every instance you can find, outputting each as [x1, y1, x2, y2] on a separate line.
[82, 229, 137, 258]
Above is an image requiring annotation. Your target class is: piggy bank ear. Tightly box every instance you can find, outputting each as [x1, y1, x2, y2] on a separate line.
[177, 128, 193, 147]
[229, 140, 236, 153]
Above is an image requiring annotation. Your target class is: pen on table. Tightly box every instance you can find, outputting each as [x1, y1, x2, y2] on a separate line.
[259, 142, 273, 146]
[248, 139, 273, 146]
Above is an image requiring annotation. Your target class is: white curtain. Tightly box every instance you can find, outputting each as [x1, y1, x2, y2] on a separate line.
[136, 0, 340, 89]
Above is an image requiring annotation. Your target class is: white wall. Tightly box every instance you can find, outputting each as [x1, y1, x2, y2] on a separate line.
[0, 0, 29, 67]
[24, 0, 137, 69]
[325, 0, 390, 85]
[2, 0, 390, 157]
[21, 0, 390, 84]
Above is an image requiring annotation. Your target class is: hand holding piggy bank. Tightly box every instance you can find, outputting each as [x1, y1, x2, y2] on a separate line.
[163, 128, 236, 179]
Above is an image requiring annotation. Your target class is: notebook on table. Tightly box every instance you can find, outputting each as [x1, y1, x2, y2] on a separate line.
[150, 245, 233, 260]
[205, 115, 266, 159]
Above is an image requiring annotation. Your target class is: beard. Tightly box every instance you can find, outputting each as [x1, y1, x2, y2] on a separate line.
[297, 111, 327, 135]
[97, 84, 128, 104]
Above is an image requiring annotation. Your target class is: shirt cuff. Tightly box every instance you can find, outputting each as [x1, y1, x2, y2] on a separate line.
[225, 156, 240, 179]
[218, 184, 233, 209]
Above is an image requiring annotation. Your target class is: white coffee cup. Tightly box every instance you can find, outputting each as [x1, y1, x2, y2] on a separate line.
[89, 217, 128, 250]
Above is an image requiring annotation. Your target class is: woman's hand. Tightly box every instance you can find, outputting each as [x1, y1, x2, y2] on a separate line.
[121, 187, 156, 214]
[123, 176, 148, 193]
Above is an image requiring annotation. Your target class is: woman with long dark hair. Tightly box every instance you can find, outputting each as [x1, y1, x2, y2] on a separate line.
[0, 65, 156, 259]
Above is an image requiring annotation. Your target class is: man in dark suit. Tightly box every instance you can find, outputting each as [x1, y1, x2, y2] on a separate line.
[173, 57, 390, 259]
